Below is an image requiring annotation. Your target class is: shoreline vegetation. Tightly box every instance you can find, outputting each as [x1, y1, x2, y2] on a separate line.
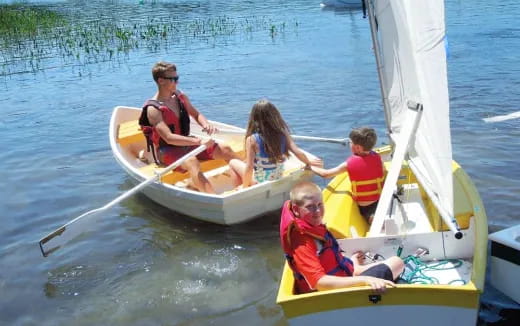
[0, 3, 298, 76]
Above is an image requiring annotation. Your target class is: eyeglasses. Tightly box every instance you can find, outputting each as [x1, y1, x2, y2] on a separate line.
[299, 203, 323, 213]
[162, 76, 179, 83]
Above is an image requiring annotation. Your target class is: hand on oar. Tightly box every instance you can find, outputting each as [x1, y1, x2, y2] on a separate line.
[38, 144, 208, 257]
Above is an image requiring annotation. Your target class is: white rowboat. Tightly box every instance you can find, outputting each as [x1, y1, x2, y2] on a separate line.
[109, 106, 316, 225]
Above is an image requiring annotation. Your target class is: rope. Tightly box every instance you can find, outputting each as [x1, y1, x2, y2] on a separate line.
[400, 256, 466, 285]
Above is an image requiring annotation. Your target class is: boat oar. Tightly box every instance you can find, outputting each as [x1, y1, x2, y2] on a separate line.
[216, 128, 349, 146]
[38, 144, 208, 257]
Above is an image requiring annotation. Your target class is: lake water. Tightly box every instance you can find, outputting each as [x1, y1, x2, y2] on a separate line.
[1, 0, 519, 325]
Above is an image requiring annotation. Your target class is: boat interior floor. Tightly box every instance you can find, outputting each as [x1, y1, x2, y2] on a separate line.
[397, 258, 472, 286]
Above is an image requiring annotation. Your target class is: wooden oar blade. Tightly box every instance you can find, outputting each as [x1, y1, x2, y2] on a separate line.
[39, 226, 66, 257]
[38, 144, 208, 258]
[38, 208, 102, 257]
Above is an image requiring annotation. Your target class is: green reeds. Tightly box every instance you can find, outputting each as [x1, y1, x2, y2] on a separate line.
[0, 4, 298, 76]
[0, 4, 66, 37]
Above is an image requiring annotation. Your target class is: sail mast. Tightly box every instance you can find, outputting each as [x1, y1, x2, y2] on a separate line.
[366, 0, 392, 136]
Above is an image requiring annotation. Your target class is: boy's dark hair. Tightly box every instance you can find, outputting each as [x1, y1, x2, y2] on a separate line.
[349, 127, 377, 151]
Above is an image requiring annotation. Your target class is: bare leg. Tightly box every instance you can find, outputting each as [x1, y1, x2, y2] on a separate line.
[228, 158, 246, 187]
[212, 143, 239, 162]
[182, 157, 215, 194]
[384, 256, 405, 280]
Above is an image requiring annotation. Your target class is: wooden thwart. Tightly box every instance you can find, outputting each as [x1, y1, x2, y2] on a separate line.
[117, 120, 145, 145]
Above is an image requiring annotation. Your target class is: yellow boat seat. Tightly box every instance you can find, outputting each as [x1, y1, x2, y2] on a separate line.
[117, 120, 145, 146]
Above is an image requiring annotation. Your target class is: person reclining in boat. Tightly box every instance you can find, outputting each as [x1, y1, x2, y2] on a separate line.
[228, 99, 322, 188]
[311, 127, 385, 223]
[139, 61, 239, 193]
[280, 182, 404, 294]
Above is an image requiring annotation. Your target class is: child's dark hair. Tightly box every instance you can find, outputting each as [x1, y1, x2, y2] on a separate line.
[349, 127, 377, 151]
[245, 99, 290, 163]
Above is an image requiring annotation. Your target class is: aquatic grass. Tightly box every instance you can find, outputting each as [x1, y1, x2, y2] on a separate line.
[0, 3, 67, 37]
[0, 6, 298, 76]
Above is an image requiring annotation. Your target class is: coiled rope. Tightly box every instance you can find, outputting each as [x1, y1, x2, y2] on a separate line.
[400, 256, 466, 285]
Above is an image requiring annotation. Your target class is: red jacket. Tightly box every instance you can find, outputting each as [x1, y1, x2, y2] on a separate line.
[346, 151, 384, 202]
[280, 201, 354, 293]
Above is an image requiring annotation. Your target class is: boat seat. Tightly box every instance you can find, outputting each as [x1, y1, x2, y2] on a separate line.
[139, 159, 228, 184]
[117, 120, 145, 146]
[323, 172, 370, 239]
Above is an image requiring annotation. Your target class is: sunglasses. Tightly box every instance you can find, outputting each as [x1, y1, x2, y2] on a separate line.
[163, 76, 179, 82]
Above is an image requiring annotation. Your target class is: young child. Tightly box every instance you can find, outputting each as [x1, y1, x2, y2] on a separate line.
[311, 127, 385, 223]
[280, 181, 403, 294]
[229, 99, 321, 188]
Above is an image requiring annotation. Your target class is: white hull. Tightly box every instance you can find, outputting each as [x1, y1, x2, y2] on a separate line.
[489, 225, 520, 303]
[109, 106, 315, 225]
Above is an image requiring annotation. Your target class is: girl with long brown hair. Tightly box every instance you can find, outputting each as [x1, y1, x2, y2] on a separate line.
[229, 100, 322, 188]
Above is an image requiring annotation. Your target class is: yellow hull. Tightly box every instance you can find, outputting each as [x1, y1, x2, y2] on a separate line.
[277, 146, 488, 324]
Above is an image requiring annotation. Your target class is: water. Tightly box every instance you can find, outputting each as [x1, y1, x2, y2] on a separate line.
[1, 0, 519, 325]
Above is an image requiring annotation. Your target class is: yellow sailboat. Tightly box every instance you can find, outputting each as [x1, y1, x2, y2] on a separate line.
[277, 0, 488, 324]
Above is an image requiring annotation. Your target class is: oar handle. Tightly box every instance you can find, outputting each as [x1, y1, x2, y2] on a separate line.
[101, 144, 208, 209]
[216, 128, 348, 145]
[291, 135, 348, 145]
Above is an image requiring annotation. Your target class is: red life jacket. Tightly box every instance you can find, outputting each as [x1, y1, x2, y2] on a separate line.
[280, 200, 354, 294]
[346, 151, 384, 202]
[138, 92, 191, 163]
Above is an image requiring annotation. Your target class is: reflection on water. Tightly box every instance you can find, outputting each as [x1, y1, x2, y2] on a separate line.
[1, 0, 519, 325]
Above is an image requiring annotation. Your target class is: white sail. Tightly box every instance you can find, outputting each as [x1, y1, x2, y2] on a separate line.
[371, 0, 454, 227]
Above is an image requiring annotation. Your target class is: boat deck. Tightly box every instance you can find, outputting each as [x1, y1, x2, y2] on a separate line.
[398, 258, 472, 286]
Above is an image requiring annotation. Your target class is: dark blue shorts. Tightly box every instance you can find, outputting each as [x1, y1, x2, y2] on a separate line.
[359, 200, 378, 220]
[360, 263, 394, 281]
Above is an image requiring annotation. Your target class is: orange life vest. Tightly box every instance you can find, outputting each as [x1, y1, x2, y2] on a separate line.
[346, 151, 384, 202]
[279, 201, 354, 293]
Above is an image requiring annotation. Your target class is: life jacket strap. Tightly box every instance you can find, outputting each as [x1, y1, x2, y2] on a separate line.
[351, 176, 384, 196]
[141, 125, 160, 165]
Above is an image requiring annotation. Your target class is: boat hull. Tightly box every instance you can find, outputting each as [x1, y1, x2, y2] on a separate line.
[277, 147, 488, 325]
[117, 153, 311, 224]
[110, 106, 314, 225]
